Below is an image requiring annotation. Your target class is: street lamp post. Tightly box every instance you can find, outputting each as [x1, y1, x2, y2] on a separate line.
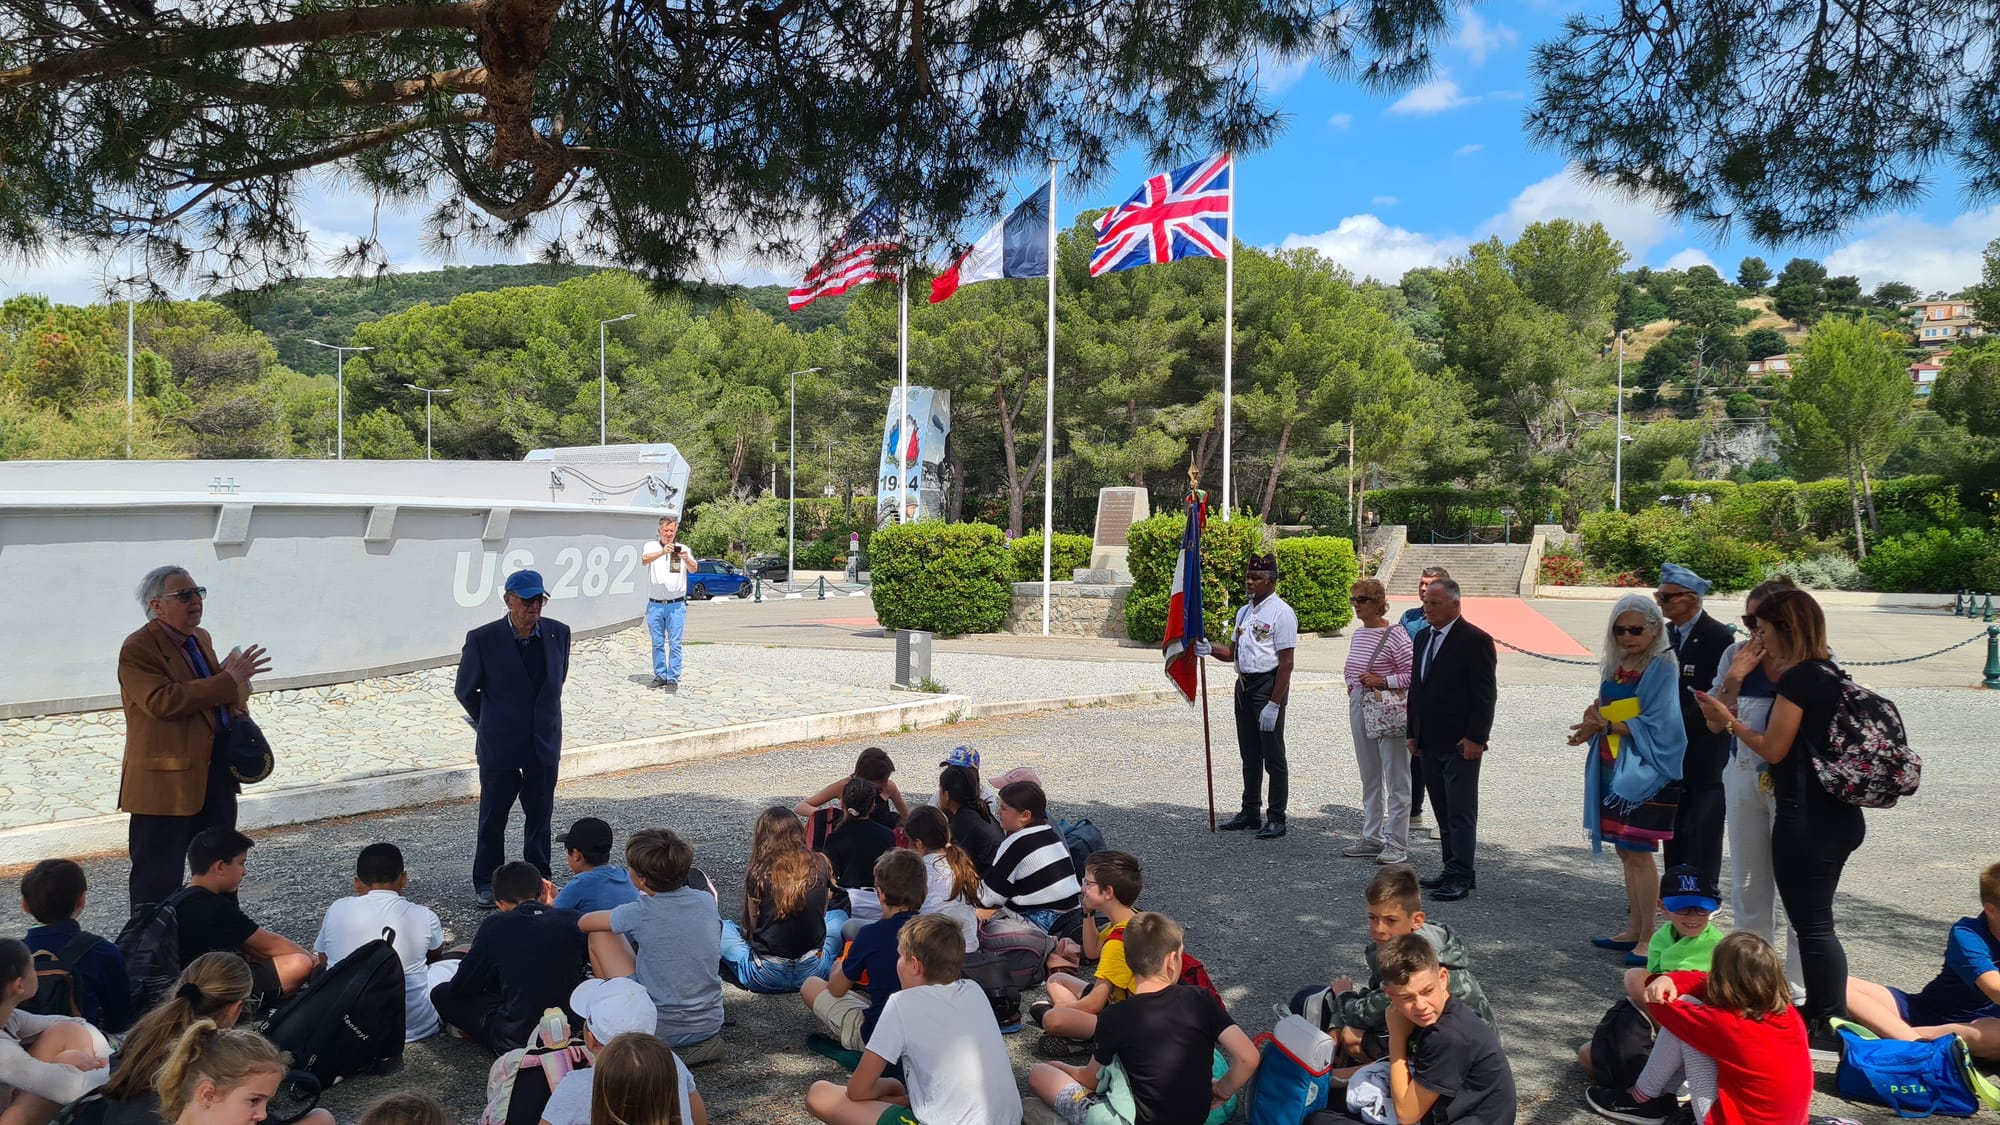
[787, 366, 822, 585]
[1614, 329, 1628, 511]
[403, 383, 453, 460]
[304, 339, 374, 460]
[599, 313, 637, 446]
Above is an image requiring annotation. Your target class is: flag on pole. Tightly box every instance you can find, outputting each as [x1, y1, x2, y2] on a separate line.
[930, 182, 1052, 303]
[1089, 153, 1231, 277]
[1162, 491, 1208, 703]
[789, 198, 901, 311]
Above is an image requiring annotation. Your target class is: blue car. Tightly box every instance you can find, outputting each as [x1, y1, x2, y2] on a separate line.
[687, 558, 752, 599]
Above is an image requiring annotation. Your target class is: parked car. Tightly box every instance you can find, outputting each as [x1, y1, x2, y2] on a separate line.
[687, 558, 752, 599]
[744, 554, 790, 582]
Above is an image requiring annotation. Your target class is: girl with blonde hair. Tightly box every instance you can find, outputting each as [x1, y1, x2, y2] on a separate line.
[155, 1022, 288, 1125]
[589, 1033, 705, 1125]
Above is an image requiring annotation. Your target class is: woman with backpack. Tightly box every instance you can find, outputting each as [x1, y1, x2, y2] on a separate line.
[1696, 587, 1864, 1052]
[720, 808, 846, 994]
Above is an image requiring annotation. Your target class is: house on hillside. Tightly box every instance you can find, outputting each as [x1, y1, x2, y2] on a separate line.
[1746, 354, 1793, 378]
[1903, 300, 1984, 344]
[1908, 350, 1951, 397]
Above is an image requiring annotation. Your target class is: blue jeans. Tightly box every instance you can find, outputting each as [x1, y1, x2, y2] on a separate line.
[646, 599, 686, 682]
[1020, 907, 1068, 933]
[719, 910, 848, 994]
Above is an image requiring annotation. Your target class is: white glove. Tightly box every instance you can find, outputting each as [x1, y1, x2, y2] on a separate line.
[1259, 701, 1281, 731]
[1194, 640, 1213, 657]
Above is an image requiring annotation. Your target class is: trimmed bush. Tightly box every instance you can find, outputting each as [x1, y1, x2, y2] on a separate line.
[1125, 510, 1264, 644]
[1766, 554, 1865, 591]
[1009, 531, 1094, 583]
[1274, 536, 1360, 633]
[1858, 528, 2000, 593]
[1574, 506, 1779, 592]
[869, 520, 1011, 635]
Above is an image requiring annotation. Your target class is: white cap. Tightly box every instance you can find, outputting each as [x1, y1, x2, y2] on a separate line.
[569, 977, 657, 1040]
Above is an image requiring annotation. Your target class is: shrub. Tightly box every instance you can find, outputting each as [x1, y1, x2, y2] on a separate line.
[1009, 531, 1094, 583]
[1125, 509, 1264, 644]
[1765, 553, 1865, 591]
[869, 520, 1011, 634]
[1858, 528, 2000, 593]
[1575, 506, 1777, 591]
[1539, 544, 1585, 586]
[1725, 393, 1763, 421]
[1576, 510, 1643, 574]
[1274, 536, 1360, 633]
[684, 496, 784, 560]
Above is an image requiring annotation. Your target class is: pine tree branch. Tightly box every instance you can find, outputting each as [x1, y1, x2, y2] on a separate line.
[184, 108, 485, 186]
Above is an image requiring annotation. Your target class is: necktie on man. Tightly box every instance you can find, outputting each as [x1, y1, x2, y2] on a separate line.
[1424, 631, 1444, 680]
[181, 635, 232, 730]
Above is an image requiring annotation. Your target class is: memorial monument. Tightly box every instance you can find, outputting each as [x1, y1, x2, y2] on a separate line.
[1005, 486, 1147, 636]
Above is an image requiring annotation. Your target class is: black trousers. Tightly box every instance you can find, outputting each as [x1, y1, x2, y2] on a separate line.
[429, 977, 507, 1056]
[1663, 779, 1726, 892]
[127, 763, 239, 908]
[1772, 805, 1865, 1022]
[473, 760, 558, 892]
[1233, 672, 1288, 819]
[1420, 746, 1481, 882]
[1409, 754, 1426, 817]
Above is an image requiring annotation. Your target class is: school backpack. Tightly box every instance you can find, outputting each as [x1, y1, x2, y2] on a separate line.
[1082, 1051, 1241, 1125]
[1246, 1014, 1337, 1125]
[1587, 998, 1656, 1092]
[1178, 950, 1224, 1006]
[1054, 816, 1107, 882]
[114, 886, 200, 1013]
[1813, 671, 1921, 808]
[18, 934, 107, 1020]
[260, 929, 405, 1088]
[960, 946, 1047, 1029]
[1835, 1023, 2000, 1117]
[479, 1008, 591, 1125]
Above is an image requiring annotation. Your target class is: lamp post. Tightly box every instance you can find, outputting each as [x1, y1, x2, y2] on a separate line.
[1613, 329, 1629, 511]
[787, 366, 823, 585]
[402, 383, 453, 460]
[599, 313, 637, 446]
[304, 339, 374, 460]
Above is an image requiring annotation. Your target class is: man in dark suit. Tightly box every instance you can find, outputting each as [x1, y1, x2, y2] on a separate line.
[457, 569, 571, 908]
[1405, 577, 1498, 902]
[1656, 562, 1733, 893]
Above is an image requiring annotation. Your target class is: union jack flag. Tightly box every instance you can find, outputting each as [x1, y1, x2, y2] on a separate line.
[1089, 153, 1232, 277]
[790, 198, 901, 311]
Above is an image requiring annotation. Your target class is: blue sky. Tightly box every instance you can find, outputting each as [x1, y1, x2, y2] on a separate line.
[7, 2, 1997, 304]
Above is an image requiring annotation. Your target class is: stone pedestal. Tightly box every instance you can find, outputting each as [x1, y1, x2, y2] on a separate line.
[1004, 581, 1130, 638]
[1079, 486, 1149, 582]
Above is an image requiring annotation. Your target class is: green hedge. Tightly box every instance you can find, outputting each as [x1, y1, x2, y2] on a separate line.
[869, 521, 1011, 635]
[1858, 528, 2000, 593]
[1573, 508, 1781, 592]
[1009, 531, 1094, 582]
[1125, 510, 1264, 645]
[1275, 536, 1360, 633]
[1658, 475, 1961, 552]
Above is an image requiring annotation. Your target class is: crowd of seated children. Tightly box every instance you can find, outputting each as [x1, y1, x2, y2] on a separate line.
[805, 914, 1022, 1125]
[1289, 864, 1496, 1065]
[153, 1021, 292, 1125]
[312, 843, 448, 1042]
[938, 766, 1002, 876]
[1578, 865, 1724, 1080]
[550, 818, 639, 915]
[1028, 911, 1260, 1125]
[1032, 850, 1142, 1053]
[0, 937, 110, 1125]
[537, 977, 706, 1125]
[797, 748, 908, 848]
[901, 807, 980, 953]
[720, 808, 846, 994]
[585, 1032, 703, 1125]
[801, 850, 927, 1054]
[1586, 932, 1810, 1125]
[819, 779, 898, 927]
[431, 860, 589, 1056]
[977, 781, 1082, 936]
[19, 860, 132, 1035]
[581, 828, 726, 1065]
[1842, 860, 2000, 1061]
[1378, 933, 1518, 1125]
[173, 829, 319, 1013]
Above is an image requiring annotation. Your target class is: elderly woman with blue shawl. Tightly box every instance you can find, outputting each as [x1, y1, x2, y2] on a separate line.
[1568, 593, 1687, 964]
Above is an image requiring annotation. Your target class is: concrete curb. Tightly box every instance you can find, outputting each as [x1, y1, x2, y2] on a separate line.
[1534, 585, 1953, 609]
[961, 678, 1345, 720]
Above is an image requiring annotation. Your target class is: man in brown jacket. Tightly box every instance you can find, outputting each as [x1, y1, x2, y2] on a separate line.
[118, 566, 270, 908]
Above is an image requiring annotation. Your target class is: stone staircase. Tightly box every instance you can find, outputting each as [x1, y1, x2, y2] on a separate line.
[1381, 543, 1532, 598]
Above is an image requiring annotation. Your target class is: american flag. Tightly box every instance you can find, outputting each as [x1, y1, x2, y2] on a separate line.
[789, 198, 901, 311]
[1090, 153, 1232, 277]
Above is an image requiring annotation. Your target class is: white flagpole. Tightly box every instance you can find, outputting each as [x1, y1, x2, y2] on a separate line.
[898, 276, 910, 522]
[1221, 152, 1235, 520]
[1042, 162, 1059, 637]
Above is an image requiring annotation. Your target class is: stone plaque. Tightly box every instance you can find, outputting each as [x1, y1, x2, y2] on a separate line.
[1093, 487, 1147, 548]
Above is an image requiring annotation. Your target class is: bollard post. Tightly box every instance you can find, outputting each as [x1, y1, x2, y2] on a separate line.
[817, 576, 827, 600]
[1986, 626, 2000, 690]
[753, 577, 762, 604]
[1987, 594, 1995, 623]
[1954, 590, 1965, 617]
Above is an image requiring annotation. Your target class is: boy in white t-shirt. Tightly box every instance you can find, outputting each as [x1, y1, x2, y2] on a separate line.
[804, 914, 1021, 1125]
[312, 843, 448, 1041]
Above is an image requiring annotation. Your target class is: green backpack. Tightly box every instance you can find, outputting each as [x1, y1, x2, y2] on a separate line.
[1085, 1049, 1240, 1125]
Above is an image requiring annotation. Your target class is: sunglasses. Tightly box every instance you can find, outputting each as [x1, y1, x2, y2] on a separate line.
[1741, 615, 1759, 630]
[1349, 595, 1377, 604]
[1654, 590, 1693, 603]
[1611, 624, 1650, 637]
[162, 587, 208, 603]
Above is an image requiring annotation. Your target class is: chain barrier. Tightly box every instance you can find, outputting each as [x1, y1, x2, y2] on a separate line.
[1491, 628, 1990, 669]
[1491, 635, 1599, 666]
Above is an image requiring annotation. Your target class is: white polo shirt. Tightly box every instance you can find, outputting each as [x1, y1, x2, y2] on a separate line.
[645, 540, 696, 601]
[312, 890, 445, 1041]
[1231, 594, 1298, 674]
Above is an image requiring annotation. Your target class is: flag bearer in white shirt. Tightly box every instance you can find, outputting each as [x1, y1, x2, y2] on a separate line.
[1199, 552, 1299, 840]
[643, 514, 698, 692]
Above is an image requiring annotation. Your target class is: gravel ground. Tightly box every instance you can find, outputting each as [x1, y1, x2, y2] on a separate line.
[53, 678, 1999, 1125]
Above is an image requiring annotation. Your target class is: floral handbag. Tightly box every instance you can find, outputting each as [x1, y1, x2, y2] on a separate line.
[1360, 628, 1408, 739]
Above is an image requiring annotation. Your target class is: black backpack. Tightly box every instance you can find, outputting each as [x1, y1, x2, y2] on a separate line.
[1589, 998, 1656, 1090]
[19, 934, 106, 1019]
[260, 929, 406, 1087]
[114, 887, 200, 1013]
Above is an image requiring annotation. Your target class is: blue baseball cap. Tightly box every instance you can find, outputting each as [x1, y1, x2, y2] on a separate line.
[505, 569, 548, 599]
[942, 745, 979, 770]
[1661, 864, 1719, 913]
[1658, 562, 1711, 596]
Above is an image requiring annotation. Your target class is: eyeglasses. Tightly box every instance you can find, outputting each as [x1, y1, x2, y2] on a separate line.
[1611, 625, 1649, 636]
[1669, 905, 1714, 917]
[1349, 596, 1376, 605]
[1654, 590, 1692, 603]
[162, 587, 208, 603]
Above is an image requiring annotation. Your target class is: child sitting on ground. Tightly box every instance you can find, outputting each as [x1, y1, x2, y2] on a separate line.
[357, 1091, 449, 1125]
[313, 843, 448, 1043]
[1289, 864, 1496, 1064]
[581, 828, 725, 1065]
[901, 807, 980, 953]
[938, 765, 1002, 876]
[1585, 932, 1810, 1125]
[800, 850, 927, 1053]
[1032, 850, 1142, 1049]
[551, 818, 639, 914]
[1843, 859, 2000, 1061]
[721, 808, 846, 994]
[174, 828, 319, 1011]
[585, 1032, 708, 1125]
[1028, 911, 1260, 1125]
[927, 746, 998, 816]
[1381, 933, 1518, 1125]
[819, 779, 898, 925]
[0, 937, 110, 1125]
[154, 1022, 292, 1125]
[537, 977, 706, 1125]
[977, 781, 1081, 936]
[797, 748, 908, 846]
[805, 914, 1022, 1125]
[19, 859, 133, 1034]
[1578, 864, 1725, 1079]
[430, 861, 589, 1056]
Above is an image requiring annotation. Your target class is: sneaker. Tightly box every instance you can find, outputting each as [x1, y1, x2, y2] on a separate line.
[1585, 1085, 1677, 1125]
[473, 889, 496, 909]
[1340, 842, 1384, 858]
[1034, 1033, 1095, 1060]
[1806, 1018, 1843, 1062]
[1375, 849, 1410, 865]
[1028, 1000, 1053, 1029]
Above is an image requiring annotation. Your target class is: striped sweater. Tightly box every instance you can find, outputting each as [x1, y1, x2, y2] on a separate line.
[977, 823, 1081, 912]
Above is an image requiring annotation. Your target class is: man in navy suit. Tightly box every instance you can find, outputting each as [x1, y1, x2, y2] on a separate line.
[457, 569, 571, 908]
[1405, 577, 1498, 902]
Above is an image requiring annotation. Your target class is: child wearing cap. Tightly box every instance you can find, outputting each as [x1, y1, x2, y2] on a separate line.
[537, 977, 707, 1125]
[311, 843, 447, 1042]
[552, 818, 639, 915]
[1579, 864, 1724, 1081]
[927, 746, 999, 816]
[1841, 860, 2000, 1061]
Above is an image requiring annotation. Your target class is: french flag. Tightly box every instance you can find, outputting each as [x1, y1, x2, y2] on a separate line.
[929, 182, 1052, 303]
[1162, 492, 1207, 703]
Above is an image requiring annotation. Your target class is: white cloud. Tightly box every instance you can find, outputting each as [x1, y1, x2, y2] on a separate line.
[1455, 12, 1520, 67]
[1662, 247, 1717, 271]
[1328, 113, 1354, 130]
[1478, 166, 1677, 262]
[1275, 215, 1461, 283]
[1454, 143, 1484, 157]
[1387, 73, 1478, 115]
[1371, 195, 1400, 206]
[1258, 55, 1312, 94]
[1823, 208, 2000, 293]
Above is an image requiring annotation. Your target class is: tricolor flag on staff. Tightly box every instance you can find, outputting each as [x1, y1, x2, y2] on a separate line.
[1162, 489, 1208, 703]
[929, 181, 1051, 303]
[789, 198, 901, 311]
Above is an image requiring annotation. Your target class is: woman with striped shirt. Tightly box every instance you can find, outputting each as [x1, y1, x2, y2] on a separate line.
[1344, 578, 1416, 865]
[976, 780, 1082, 934]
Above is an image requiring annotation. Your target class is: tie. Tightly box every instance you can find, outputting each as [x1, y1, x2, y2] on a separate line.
[1669, 624, 1684, 651]
[1424, 631, 1443, 679]
[182, 636, 231, 730]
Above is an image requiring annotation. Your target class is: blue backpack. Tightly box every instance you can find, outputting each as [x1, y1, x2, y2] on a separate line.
[1054, 816, 1107, 882]
[1834, 1025, 1997, 1117]
[1246, 1014, 1336, 1125]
